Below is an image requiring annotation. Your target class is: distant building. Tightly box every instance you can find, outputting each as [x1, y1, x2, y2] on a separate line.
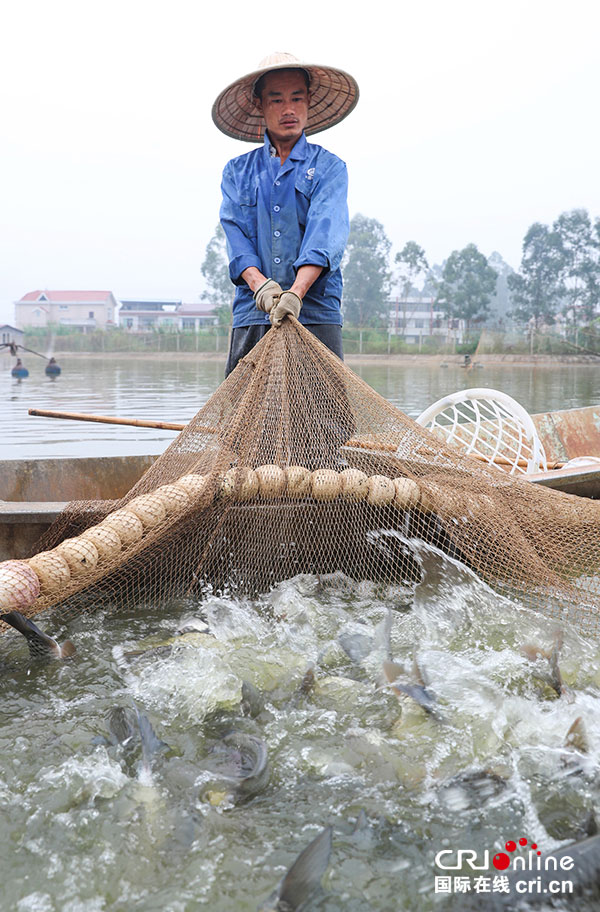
[15, 291, 118, 331]
[176, 303, 218, 331]
[119, 299, 218, 332]
[119, 299, 182, 332]
[388, 297, 452, 343]
[0, 325, 24, 347]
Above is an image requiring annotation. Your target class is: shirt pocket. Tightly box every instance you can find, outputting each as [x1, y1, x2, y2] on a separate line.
[294, 174, 313, 231]
[238, 182, 259, 239]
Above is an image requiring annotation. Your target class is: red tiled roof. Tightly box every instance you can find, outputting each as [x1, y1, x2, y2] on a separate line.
[19, 290, 114, 303]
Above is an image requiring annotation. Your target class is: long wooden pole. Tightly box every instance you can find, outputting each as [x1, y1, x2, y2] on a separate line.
[28, 408, 565, 470]
[28, 408, 188, 432]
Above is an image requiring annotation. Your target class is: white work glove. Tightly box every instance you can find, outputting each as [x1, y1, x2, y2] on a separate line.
[269, 291, 302, 327]
[254, 279, 283, 314]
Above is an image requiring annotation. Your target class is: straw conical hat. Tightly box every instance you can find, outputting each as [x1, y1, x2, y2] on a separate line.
[212, 52, 359, 143]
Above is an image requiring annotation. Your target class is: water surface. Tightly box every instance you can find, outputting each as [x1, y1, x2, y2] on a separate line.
[2, 357, 598, 460]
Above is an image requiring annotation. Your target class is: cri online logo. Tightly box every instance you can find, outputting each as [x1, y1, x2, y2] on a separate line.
[435, 837, 573, 872]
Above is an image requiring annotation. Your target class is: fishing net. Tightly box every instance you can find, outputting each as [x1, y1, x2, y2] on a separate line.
[4, 318, 600, 635]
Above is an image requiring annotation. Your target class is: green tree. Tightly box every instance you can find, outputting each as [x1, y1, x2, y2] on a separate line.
[394, 241, 430, 333]
[200, 224, 233, 325]
[553, 209, 600, 326]
[342, 214, 392, 327]
[436, 244, 497, 332]
[507, 223, 565, 329]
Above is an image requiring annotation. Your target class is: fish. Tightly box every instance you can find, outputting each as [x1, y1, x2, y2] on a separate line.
[199, 731, 269, 806]
[258, 826, 332, 911]
[564, 716, 589, 754]
[521, 631, 571, 699]
[383, 658, 443, 720]
[99, 704, 169, 781]
[0, 610, 76, 660]
[438, 768, 509, 811]
[174, 614, 210, 636]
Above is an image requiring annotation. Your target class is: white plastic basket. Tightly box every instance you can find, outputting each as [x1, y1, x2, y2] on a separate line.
[415, 388, 548, 475]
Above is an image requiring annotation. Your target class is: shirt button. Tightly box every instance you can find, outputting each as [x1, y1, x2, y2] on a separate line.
[275, 181, 281, 186]
[273, 205, 280, 212]
[274, 257, 281, 264]
[274, 230, 281, 238]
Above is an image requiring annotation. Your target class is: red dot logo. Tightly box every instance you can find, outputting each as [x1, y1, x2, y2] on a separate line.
[493, 852, 511, 870]
[505, 840, 517, 852]
[519, 838, 528, 846]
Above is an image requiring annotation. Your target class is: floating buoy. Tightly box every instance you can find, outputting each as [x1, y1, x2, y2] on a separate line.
[366, 475, 395, 506]
[56, 537, 99, 576]
[340, 468, 368, 502]
[311, 469, 341, 501]
[127, 494, 167, 529]
[285, 465, 311, 498]
[99, 509, 144, 545]
[27, 551, 71, 595]
[0, 560, 41, 609]
[45, 358, 61, 375]
[11, 359, 28, 378]
[255, 465, 286, 498]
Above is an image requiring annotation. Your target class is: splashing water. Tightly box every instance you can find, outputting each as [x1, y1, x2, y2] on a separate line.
[2, 539, 600, 910]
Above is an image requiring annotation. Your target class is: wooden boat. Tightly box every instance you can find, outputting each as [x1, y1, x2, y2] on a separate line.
[1, 405, 599, 562]
[0, 454, 156, 561]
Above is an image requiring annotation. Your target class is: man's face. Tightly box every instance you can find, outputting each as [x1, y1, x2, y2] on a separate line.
[255, 70, 310, 147]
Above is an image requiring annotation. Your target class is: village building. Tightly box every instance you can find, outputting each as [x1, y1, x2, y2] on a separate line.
[119, 300, 217, 332]
[0, 325, 25, 347]
[15, 291, 118, 331]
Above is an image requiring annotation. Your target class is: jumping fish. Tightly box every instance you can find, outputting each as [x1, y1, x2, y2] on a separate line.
[564, 716, 589, 754]
[0, 610, 75, 660]
[258, 826, 332, 911]
[199, 731, 269, 806]
[383, 658, 443, 720]
[100, 705, 169, 781]
[521, 631, 571, 698]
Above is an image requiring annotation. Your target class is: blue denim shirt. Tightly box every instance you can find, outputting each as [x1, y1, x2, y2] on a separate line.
[220, 132, 349, 328]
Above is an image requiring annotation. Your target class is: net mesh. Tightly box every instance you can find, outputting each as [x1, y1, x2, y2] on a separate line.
[9, 319, 600, 636]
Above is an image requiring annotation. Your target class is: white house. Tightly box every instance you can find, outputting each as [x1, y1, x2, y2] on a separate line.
[388, 297, 451, 343]
[15, 291, 118, 331]
[119, 300, 218, 332]
[0, 325, 25, 347]
[119, 299, 182, 332]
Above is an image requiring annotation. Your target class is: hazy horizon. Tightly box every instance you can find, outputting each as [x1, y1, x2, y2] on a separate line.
[2, 0, 599, 328]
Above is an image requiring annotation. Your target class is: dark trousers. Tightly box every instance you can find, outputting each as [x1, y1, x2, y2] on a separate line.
[225, 323, 343, 377]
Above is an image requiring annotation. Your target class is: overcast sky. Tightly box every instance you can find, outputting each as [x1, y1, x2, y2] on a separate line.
[1, 0, 599, 327]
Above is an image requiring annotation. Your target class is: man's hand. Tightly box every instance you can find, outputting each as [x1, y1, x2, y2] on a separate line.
[270, 291, 302, 327]
[254, 278, 283, 314]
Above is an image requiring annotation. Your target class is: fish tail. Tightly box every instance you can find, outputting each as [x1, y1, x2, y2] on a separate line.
[0, 610, 59, 657]
[278, 826, 333, 909]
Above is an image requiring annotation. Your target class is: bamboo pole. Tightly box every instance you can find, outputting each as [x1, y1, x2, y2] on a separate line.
[28, 408, 566, 470]
[28, 408, 188, 432]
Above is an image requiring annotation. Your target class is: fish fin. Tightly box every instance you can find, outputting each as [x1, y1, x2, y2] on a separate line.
[382, 659, 404, 684]
[412, 655, 430, 686]
[521, 643, 549, 662]
[298, 667, 316, 697]
[0, 610, 60, 658]
[136, 710, 169, 767]
[373, 609, 393, 661]
[278, 826, 332, 910]
[353, 810, 369, 833]
[548, 643, 564, 697]
[61, 640, 77, 659]
[565, 716, 589, 753]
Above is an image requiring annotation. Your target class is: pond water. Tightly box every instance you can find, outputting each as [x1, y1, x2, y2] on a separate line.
[3, 545, 600, 911]
[1, 356, 599, 460]
[2, 354, 600, 911]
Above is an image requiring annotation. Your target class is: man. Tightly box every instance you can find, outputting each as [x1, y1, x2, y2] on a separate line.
[211, 53, 359, 375]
